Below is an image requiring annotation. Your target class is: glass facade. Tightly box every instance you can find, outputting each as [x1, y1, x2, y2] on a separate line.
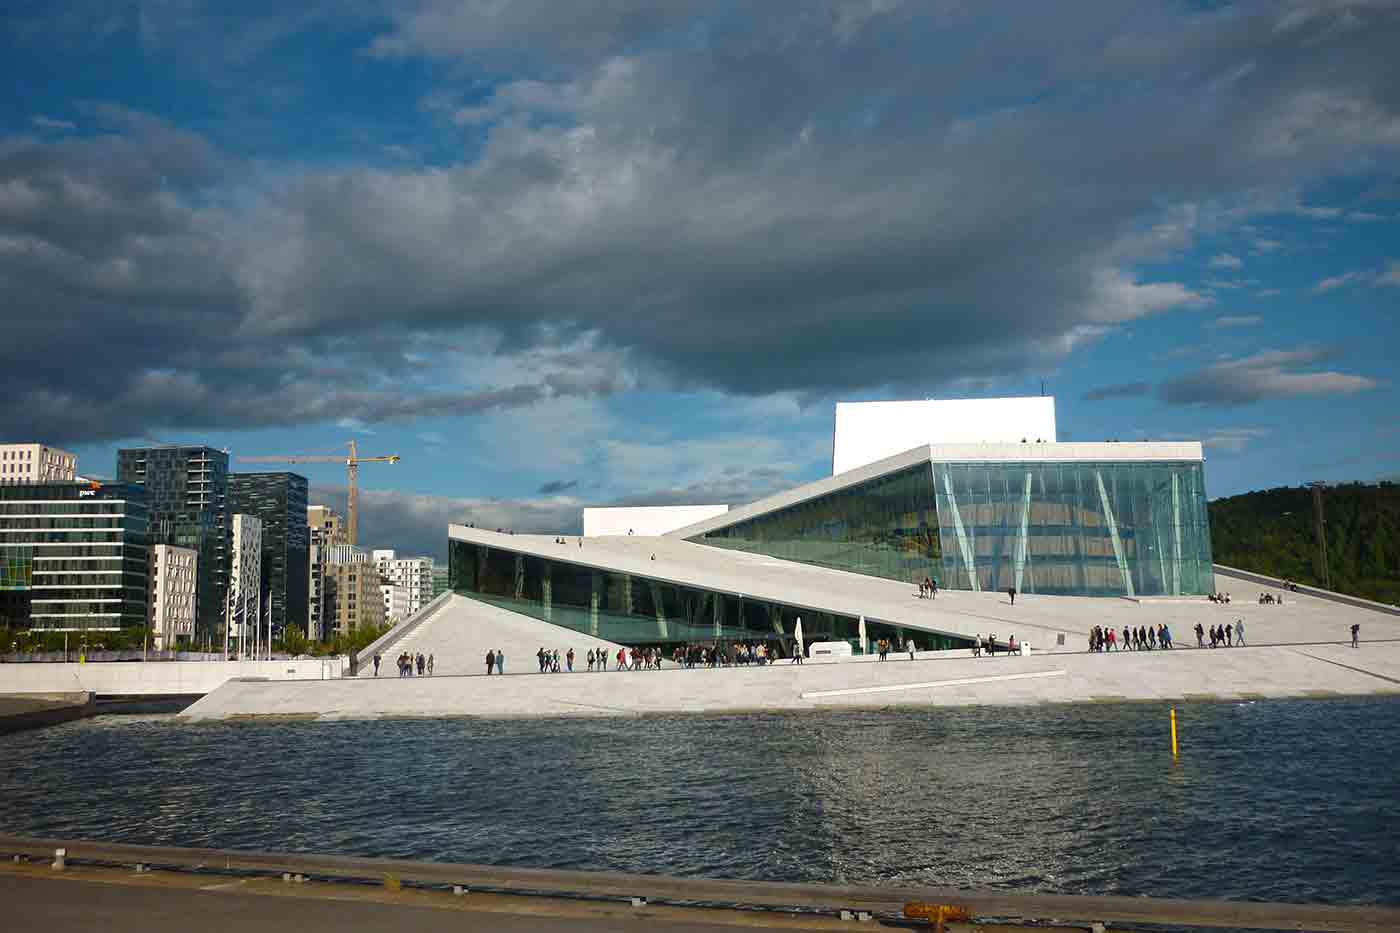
[449, 539, 973, 653]
[230, 472, 311, 637]
[696, 463, 942, 584]
[118, 446, 229, 638]
[0, 482, 150, 631]
[692, 457, 1213, 598]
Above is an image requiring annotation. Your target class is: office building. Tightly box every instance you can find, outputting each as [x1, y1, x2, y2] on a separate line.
[372, 549, 434, 619]
[229, 513, 263, 652]
[117, 446, 229, 640]
[229, 472, 309, 639]
[0, 443, 78, 485]
[150, 544, 197, 649]
[0, 481, 150, 633]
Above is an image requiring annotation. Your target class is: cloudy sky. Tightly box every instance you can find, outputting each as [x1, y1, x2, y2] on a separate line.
[3, 0, 1399, 559]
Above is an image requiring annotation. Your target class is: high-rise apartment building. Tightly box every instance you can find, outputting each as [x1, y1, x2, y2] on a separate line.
[372, 549, 434, 620]
[229, 472, 309, 639]
[307, 505, 346, 641]
[229, 513, 263, 654]
[150, 544, 197, 649]
[117, 446, 229, 640]
[0, 481, 150, 633]
[323, 545, 384, 636]
[0, 444, 77, 485]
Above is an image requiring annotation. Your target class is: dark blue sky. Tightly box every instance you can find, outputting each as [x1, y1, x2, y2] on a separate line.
[2, 1, 1398, 557]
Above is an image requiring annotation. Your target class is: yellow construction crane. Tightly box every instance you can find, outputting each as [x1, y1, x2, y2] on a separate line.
[237, 440, 399, 546]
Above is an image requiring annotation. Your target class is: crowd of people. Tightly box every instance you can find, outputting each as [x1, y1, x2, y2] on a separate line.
[1208, 591, 1233, 604]
[1195, 620, 1245, 647]
[971, 633, 1017, 656]
[371, 651, 432, 676]
[1086, 624, 1173, 651]
[487, 640, 802, 674]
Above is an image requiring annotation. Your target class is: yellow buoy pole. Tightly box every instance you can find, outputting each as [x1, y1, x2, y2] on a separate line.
[1170, 707, 1179, 758]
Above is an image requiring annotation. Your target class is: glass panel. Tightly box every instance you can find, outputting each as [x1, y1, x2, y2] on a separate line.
[689, 462, 942, 586]
[448, 539, 974, 654]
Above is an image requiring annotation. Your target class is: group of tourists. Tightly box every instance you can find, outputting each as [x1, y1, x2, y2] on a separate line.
[1258, 592, 1286, 605]
[917, 577, 939, 599]
[1195, 621, 1244, 647]
[871, 637, 917, 660]
[377, 651, 431, 676]
[485, 649, 504, 674]
[1208, 592, 1233, 604]
[972, 633, 1017, 656]
[1087, 624, 1173, 651]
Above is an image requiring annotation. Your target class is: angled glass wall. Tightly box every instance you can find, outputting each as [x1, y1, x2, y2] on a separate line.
[933, 460, 1212, 597]
[448, 539, 973, 653]
[690, 462, 942, 585]
[687, 456, 1212, 597]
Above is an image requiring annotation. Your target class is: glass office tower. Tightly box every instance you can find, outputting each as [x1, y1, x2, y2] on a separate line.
[229, 472, 310, 637]
[117, 446, 229, 639]
[0, 482, 150, 632]
[694, 457, 1212, 597]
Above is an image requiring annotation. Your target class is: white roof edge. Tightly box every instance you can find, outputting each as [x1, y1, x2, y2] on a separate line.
[664, 440, 1206, 540]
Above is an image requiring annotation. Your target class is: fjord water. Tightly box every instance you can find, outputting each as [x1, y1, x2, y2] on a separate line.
[4, 698, 1398, 906]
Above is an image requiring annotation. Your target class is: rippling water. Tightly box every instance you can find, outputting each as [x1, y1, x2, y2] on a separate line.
[4, 698, 1398, 905]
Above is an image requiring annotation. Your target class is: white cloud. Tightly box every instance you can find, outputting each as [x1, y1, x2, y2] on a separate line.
[30, 115, 76, 132]
[1347, 211, 1385, 222]
[1209, 252, 1243, 269]
[1207, 314, 1263, 329]
[1251, 238, 1284, 253]
[1160, 346, 1377, 406]
[1378, 260, 1400, 288]
[1312, 270, 1367, 293]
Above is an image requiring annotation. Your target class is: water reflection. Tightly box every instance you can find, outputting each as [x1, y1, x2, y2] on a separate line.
[3, 699, 1397, 905]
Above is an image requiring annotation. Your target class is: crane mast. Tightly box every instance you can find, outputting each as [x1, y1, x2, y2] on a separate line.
[236, 440, 400, 546]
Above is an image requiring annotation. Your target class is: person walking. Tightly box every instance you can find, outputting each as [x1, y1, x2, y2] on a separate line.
[566, 648, 575, 672]
[907, 638, 916, 660]
[1351, 623, 1360, 648]
[1225, 623, 1233, 647]
[496, 649, 504, 674]
[485, 649, 495, 675]
[586, 649, 595, 672]
[1234, 619, 1245, 646]
[1194, 622, 1204, 648]
[538, 647, 547, 673]
[427, 654, 434, 676]
[373, 653, 381, 677]
[1007, 586, 1017, 606]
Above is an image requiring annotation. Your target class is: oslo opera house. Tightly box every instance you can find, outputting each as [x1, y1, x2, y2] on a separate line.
[448, 397, 1214, 655]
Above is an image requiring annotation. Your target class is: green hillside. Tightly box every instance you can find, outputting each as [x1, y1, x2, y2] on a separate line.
[1208, 482, 1400, 606]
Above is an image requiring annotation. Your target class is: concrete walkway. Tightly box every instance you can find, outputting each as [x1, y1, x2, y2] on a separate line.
[356, 597, 622, 679]
[183, 638, 1400, 721]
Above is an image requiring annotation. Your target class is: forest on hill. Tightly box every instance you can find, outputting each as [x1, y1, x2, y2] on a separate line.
[1208, 481, 1400, 606]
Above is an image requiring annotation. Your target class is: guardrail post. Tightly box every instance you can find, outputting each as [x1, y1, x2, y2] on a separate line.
[51, 848, 66, 870]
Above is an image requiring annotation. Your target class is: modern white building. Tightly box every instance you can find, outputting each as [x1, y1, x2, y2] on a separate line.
[228, 513, 263, 654]
[582, 505, 730, 537]
[0, 443, 77, 484]
[832, 397, 1057, 475]
[150, 544, 197, 650]
[372, 549, 434, 619]
[380, 581, 411, 624]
